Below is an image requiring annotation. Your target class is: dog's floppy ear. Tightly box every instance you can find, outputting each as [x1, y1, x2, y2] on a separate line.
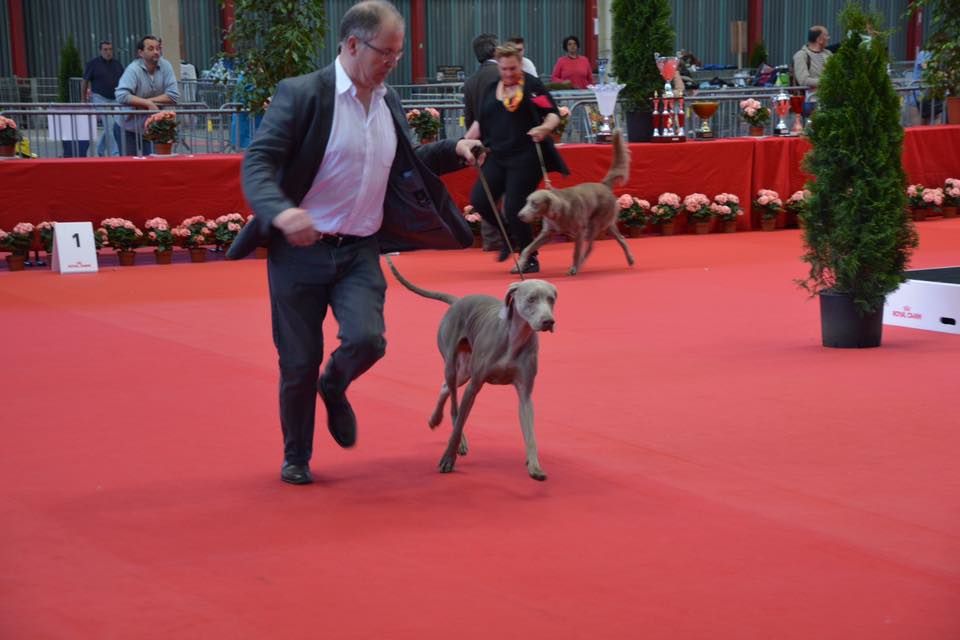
[545, 190, 570, 219]
[500, 281, 521, 320]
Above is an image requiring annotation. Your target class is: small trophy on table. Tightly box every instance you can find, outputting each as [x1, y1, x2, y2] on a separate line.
[588, 81, 625, 144]
[691, 101, 719, 139]
[772, 90, 792, 136]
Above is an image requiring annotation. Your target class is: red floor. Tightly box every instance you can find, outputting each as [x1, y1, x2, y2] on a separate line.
[2, 221, 959, 639]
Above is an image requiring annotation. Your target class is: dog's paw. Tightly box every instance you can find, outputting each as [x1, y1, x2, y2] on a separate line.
[438, 454, 457, 473]
[627, 256, 635, 266]
[528, 468, 547, 481]
[567, 266, 578, 276]
[458, 440, 469, 456]
[524, 460, 547, 480]
[427, 413, 442, 429]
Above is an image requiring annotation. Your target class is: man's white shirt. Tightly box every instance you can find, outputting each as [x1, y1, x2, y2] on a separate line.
[300, 57, 398, 236]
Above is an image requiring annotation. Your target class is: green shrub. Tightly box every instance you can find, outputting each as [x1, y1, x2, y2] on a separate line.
[58, 36, 83, 102]
[224, 0, 326, 116]
[799, 3, 918, 314]
[611, 0, 675, 112]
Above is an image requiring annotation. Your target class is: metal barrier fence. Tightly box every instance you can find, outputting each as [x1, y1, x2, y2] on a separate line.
[391, 82, 464, 102]
[0, 103, 258, 158]
[1, 83, 945, 158]
[0, 77, 236, 107]
[65, 77, 234, 106]
[402, 90, 607, 144]
[685, 83, 946, 138]
[401, 83, 946, 143]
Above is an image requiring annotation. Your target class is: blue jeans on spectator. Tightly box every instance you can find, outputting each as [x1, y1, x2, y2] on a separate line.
[122, 129, 152, 157]
[91, 93, 120, 157]
[803, 101, 818, 118]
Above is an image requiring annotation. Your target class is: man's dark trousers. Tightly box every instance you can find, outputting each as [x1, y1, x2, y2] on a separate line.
[266, 235, 387, 465]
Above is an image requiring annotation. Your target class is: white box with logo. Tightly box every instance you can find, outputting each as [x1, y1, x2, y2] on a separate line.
[883, 267, 960, 335]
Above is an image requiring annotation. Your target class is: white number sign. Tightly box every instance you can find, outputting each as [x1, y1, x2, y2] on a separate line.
[51, 222, 99, 274]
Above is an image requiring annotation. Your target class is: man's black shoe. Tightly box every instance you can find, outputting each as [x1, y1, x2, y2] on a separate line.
[318, 377, 357, 448]
[496, 246, 513, 263]
[281, 462, 313, 485]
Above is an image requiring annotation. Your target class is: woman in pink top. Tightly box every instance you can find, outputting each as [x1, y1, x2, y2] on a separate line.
[550, 35, 593, 89]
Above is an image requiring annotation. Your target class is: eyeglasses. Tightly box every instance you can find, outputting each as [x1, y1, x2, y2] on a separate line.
[362, 40, 404, 62]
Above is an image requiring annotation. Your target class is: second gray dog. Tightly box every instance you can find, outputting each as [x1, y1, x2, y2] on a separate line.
[517, 128, 634, 275]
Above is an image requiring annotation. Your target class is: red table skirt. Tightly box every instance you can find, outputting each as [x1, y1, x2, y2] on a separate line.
[2, 126, 958, 233]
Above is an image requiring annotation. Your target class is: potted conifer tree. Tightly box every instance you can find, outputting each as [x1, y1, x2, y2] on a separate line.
[610, 0, 675, 141]
[798, 3, 918, 348]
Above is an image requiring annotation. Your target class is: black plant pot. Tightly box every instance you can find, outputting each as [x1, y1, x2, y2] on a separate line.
[819, 291, 883, 348]
[625, 110, 654, 142]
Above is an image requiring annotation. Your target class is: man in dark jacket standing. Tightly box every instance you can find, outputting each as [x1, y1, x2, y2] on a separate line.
[81, 41, 124, 156]
[228, 0, 484, 485]
[462, 33, 500, 129]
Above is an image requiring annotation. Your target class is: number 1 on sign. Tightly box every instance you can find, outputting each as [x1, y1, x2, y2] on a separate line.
[51, 222, 99, 274]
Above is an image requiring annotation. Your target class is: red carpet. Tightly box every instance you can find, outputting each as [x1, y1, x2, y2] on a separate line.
[2, 222, 960, 639]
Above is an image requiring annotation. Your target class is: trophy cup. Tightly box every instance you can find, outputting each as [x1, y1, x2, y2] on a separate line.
[588, 81, 625, 144]
[772, 90, 791, 136]
[691, 101, 718, 139]
[790, 94, 805, 135]
[654, 52, 679, 98]
[651, 92, 661, 138]
[652, 53, 685, 143]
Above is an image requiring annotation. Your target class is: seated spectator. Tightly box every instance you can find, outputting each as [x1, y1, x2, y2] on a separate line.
[678, 49, 701, 92]
[792, 25, 831, 116]
[909, 36, 945, 125]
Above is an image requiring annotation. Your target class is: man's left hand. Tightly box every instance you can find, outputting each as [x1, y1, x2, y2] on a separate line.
[455, 138, 486, 166]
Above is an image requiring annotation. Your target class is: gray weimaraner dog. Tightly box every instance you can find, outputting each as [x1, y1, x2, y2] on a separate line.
[517, 128, 634, 275]
[385, 256, 557, 480]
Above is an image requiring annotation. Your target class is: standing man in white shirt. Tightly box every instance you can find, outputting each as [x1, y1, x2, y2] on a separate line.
[227, 0, 485, 485]
[507, 35, 538, 78]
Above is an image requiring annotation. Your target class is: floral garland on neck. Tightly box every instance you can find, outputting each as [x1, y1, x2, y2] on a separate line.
[501, 79, 525, 112]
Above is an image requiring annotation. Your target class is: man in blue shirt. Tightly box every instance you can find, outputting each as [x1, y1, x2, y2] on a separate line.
[114, 35, 179, 156]
[81, 41, 124, 156]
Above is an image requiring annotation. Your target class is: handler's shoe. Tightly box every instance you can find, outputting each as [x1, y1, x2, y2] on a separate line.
[318, 377, 357, 448]
[281, 462, 313, 485]
[510, 254, 539, 274]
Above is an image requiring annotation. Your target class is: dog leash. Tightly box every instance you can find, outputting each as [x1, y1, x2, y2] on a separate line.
[534, 141, 552, 190]
[472, 145, 526, 281]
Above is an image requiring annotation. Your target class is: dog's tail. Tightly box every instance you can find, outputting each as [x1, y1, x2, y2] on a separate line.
[601, 129, 630, 189]
[384, 255, 458, 305]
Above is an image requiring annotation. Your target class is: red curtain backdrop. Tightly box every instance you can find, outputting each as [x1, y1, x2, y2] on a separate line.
[2, 126, 958, 231]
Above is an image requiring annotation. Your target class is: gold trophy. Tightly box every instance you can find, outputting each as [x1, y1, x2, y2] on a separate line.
[691, 101, 719, 139]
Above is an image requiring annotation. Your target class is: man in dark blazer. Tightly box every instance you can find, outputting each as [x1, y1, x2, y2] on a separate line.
[226, 0, 485, 485]
[462, 33, 500, 130]
[461, 33, 504, 251]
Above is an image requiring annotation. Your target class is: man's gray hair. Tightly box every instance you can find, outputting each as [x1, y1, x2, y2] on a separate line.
[339, 1, 404, 44]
